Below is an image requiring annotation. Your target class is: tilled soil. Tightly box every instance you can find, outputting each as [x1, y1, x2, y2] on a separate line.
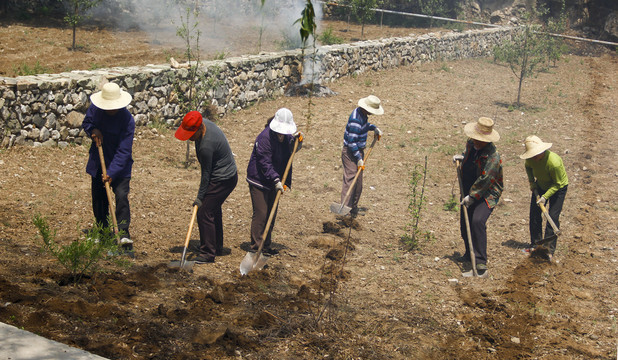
[0, 18, 617, 360]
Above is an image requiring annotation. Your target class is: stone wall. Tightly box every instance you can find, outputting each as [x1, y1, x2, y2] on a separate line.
[0, 27, 513, 148]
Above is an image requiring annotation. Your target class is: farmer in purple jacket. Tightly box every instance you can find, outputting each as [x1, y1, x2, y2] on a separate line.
[82, 82, 135, 252]
[246, 108, 302, 255]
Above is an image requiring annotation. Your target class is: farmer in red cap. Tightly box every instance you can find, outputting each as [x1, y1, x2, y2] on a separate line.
[175, 111, 238, 264]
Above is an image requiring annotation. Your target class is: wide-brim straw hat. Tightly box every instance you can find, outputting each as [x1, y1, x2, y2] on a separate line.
[269, 108, 297, 135]
[464, 117, 500, 142]
[90, 82, 132, 110]
[358, 95, 384, 115]
[519, 135, 552, 159]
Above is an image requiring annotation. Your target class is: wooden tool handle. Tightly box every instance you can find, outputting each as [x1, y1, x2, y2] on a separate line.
[96, 142, 118, 234]
[536, 194, 560, 235]
[180, 205, 199, 266]
[456, 160, 477, 277]
[339, 134, 379, 212]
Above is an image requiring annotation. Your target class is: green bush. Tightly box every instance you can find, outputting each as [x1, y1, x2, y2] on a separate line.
[13, 61, 50, 76]
[318, 26, 344, 45]
[33, 214, 127, 284]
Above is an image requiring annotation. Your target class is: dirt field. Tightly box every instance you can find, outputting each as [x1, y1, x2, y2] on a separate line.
[0, 17, 617, 360]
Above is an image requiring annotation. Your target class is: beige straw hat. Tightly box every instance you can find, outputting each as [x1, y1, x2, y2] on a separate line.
[358, 95, 384, 115]
[519, 135, 552, 159]
[464, 117, 500, 142]
[90, 82, 132, 110]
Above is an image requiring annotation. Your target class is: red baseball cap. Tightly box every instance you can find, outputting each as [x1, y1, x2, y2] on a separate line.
[175, 111, 203, 141]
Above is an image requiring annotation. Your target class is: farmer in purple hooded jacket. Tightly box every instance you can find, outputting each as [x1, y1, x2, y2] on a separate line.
[82, 82, 135, 252]
[246, 108, 303, 255]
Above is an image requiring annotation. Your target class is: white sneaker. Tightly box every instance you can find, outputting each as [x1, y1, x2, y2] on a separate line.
[120, 237, 133, 245]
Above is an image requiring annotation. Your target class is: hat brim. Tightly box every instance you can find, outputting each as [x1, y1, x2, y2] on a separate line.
[519, 142, 552, 159]
[464, 122, 500, 142]
[269, 121, 297, 135]
[174, 126, 197, 141]
[358, 99, 384, 115]
[90, 91, 132, 110]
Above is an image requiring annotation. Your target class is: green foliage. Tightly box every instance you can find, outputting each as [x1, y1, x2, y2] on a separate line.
[213, 51, 228, 60]
[443, 194, 458, 212]
[318, 26, 344, 45]
[64, 0, 102, 51]
[400, 156, 433, 251]
[295, 0, 318, 51]
[12, 61, 50, 76]
[33, 214, 127, 284]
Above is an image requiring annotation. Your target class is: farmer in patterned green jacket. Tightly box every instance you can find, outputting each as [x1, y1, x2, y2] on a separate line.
[453, 117, 503, 278]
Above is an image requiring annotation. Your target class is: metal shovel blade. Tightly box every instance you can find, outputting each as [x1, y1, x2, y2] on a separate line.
[239, 251, 268, 275]
[168, 260, 195, 270]
[330, 202, 351, 216]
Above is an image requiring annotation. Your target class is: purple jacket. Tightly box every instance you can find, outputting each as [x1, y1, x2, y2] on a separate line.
[82, 104, 135, 180]
[246, 127, 294, 191]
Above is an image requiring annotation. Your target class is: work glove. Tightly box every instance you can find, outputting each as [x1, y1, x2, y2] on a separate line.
[453, 154, 464, 164]
[293, 131, 303, 151]
[461, 195, 474, 207]
[192, 199, 202, 208]
[357, 158, 365, 170]
[374, 127, 383, 140]
[536, 196, 547, 206]
[275, 181, 285, 193]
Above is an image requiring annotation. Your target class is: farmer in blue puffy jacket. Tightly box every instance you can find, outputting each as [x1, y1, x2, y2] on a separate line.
[246, 108, 302, 255]
[82, 82, 135, 252]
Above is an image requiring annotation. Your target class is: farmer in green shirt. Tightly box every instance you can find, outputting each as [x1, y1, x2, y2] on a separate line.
[519, 135, 568, 257]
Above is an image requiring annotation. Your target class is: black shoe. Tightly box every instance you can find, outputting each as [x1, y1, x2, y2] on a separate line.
[263, 247, 279, 256]
[194, 255, 214, 264]
[456, 254, 471, 263]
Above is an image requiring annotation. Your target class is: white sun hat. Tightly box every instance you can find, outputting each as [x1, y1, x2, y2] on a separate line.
[357, 95, 384, 115]
[519, 135, 553, 159]
[90, 82, 132, 110]
[464, 117, 500, 143]
[269, 108, 297, 135]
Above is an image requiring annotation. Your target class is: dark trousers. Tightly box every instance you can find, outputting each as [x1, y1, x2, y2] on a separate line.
[196, 173, 238, 261]
[91, 175, 131, 238]
[529, 186, 567, 254]
[249, 184, 279, 251]
[460, 200, 494, 266]
[341, 146, 364, 210]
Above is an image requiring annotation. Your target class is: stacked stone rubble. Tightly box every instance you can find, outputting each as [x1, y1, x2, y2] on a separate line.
[0, 27, 513, 148]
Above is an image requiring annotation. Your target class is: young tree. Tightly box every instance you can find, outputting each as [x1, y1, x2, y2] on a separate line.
[174, 4, 221, 167]
[64, 0, 102, 51]
[295, 0, 318, 128]
[351, 0, 378, 39]
[493, 8, 547, 106]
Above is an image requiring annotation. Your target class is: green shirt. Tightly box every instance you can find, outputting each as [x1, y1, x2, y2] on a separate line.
[525, 150, 568, 199]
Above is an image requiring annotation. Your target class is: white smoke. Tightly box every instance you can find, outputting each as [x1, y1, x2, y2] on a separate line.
[90, 0, 323, 60]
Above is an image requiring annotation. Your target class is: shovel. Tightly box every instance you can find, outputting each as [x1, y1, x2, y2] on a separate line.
[455, 160, 478, 277]
[534, 190, 560, 249]
[240, 136, 301, 275]
[330, 134, 378, 216]
[168, 204, 198, 269]
[96, 141, 118, 234]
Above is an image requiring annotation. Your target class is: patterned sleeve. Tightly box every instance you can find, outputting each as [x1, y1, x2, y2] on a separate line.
[469, 153, 501, 201]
